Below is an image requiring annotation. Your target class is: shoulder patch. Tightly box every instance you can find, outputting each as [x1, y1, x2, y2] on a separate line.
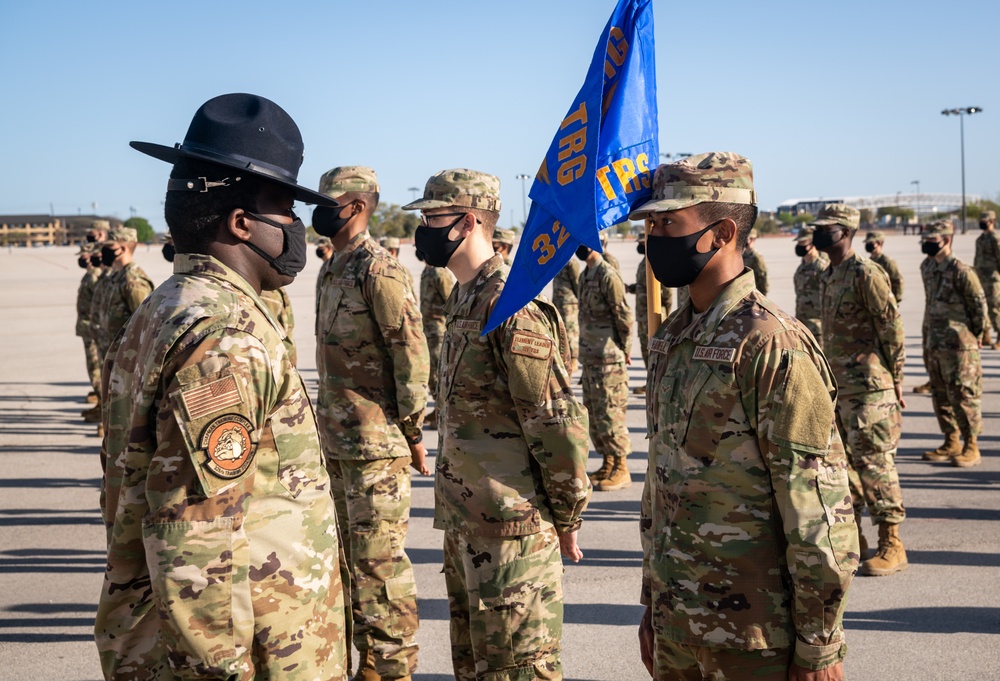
[649, 338, 669, 355]
[693, 346, 736, 363]
[180, 375, 243, 420]
[201, 414, 256, 479]
[510, 331, 553, 360]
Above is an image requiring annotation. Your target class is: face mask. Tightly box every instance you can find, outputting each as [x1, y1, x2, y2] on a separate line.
[645, 221, 721, 288]
[811, 228, 843, 251]
[795, 244, 810, 258]
[864, 242, 876, 253]
[981, 221, 990, 230]
[312, 203, 353, 238]
[77, 257, 89, 269]
[575, 245, 591, 261]
[243, 210, 308, 277]
[100, 245, 119, 267]
[413, 214, 467, 267]
[922, 240, 942, 257]
[86, 234, 97, 243]
[162, 242, 175, 262]
[636, 242, 646, 256]
[90, 254, 102, 268]
[315, 247, 325, 260]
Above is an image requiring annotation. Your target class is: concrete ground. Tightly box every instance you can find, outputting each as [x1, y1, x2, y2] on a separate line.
[1, 231, 998, 680]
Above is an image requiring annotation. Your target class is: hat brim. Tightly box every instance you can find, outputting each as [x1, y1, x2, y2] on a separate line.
[130, 141, 338, 207]
[628, 196, 703, 220]
[401, 198, 454, 211]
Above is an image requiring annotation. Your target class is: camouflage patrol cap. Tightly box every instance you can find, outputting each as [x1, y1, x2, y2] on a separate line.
[402, 168, 501, 212]
[793, 226, 814, 244]
[748, 228, 759, 239]
[318, 166, 379, 200]
[629, 152, 756, 219]
[492, 229, 515, 246]
[382, 236, 400, 249]
[91, 219, 111, 231]
[77, 243, 96, 255]
[981, 210, 996, 222]
[315, 236, 332, 248]
[105, 227, 138, 243]
[812, 203, 860, 231]
[923, 219, 954, 237]
[600, 230, 610, 246]
[864, 231, 885, 244]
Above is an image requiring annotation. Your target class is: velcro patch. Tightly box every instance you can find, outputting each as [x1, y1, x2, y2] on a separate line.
[200, 414, 256, 479]
[180, 375, 243, 420]
[455, 319, 481, 332]
[693, 346, 736, 363]
[649, 338, 669, 355]
[510, 331, 553, 360]
[329, 277, 355, 288]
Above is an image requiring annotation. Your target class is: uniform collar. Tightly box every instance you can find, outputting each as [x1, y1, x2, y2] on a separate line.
[338, 229, 371, 257]
[664, 268, 756, 347]
[452, 253, 504, 319]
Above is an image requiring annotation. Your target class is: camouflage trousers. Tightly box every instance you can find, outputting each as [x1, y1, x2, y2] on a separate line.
[426, 331, 444, 397]
[925, 346, 982, 439]
[652, 637, 793, 681]
[976, 271, 1000, 336]
[581, 361, 631, 460]
[800, 318, 823, 350]
[328, 456, 419, 677]
[557, 303, 579, 369]
[82, 336, 101, 393]
[834, 390, 905, 525]
[443, 528, 564, 681]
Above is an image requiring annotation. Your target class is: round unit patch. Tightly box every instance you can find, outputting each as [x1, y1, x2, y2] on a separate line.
[200, 414, 256, 479]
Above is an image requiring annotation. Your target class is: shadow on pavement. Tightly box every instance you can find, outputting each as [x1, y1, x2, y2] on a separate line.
[905, 550, 1000, 567]
[0, 477, 101, 489]
[415, 597, 645, 626]
[0, 548, 105, 574]
[844, 607, 1000, 634]
[0, 600, 96, 644]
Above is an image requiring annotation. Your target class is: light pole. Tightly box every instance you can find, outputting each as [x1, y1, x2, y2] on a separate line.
[515, 174, 531, 226]
[407, 186, 420, 202]
[910, 180, 920, 227]
[660, 152, 692, 162]
[941, 106, 983, 234]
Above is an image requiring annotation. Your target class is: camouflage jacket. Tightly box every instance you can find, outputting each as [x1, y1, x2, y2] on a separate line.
[602, 249, 621, 272]
[552, 259, 580, 312]
[973, 230, 1000, 281]
[635, 256, 673, 330]
[920, 253, 987, 350]
[794, 252, 829, 323]
[742, 247, 769, 295]
[315, 231, 429, 460]
[316, 256, 334, 316]
[102, 261, 154, 349]
[96, 253, 347, 680]
[75, 267, 100, 337]
[820, 251, 905, 394]
[435, 253, 591, 537]
[869, 252, 904, 303]
[642, 269, 857, 670]
[260, 286, 297, 367]
[420, 263, 455, 338]
[89, 269, 115, 352]
[579, 255, 633, 363]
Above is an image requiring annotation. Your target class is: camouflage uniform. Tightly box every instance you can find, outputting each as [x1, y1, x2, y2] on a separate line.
[921, 225, 987, 444]
[403, 170, 591, 681]
[420, 263, 455, 399]
[492, 228, 516, 266]
[675, 285, 690, 311]
[260, 286, 297, 366]
[742, 238, 769, 294]
[631, 152, 857, 676]
[551, 259, 580, 369]
[315, 185, 428, 680]
[76, 253, 102, 393]
[99, 229, 154, 358]
[578, 254, 633, 464]
[599, 230, 621, 272]
[635, 255, 673, 368]
[793, 228, 829, 344]
[866, 232, 904, 304]
[973, 213, 1000, 338]
[96, 253, 349, 680]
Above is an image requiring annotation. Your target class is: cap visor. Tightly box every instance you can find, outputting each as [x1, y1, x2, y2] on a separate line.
[401, 198, 452, 211]
[628, 196, 702, 221]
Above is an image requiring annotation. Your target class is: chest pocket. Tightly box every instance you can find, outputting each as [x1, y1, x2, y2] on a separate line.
[443, 324, 496, 413]
[654, 353, 738, 461]
[262, 385, 324, 499]
[323, 281, 374, 347]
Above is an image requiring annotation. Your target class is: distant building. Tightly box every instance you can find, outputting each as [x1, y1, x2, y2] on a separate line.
[777, 193, 979, 221]
[0, 214, 123, 247]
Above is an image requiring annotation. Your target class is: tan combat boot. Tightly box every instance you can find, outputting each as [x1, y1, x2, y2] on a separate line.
[595, 457, 631, 491]
[82, 405, 102, 423]
[861, 523, 908, 576]
[86, 391, 99, 404]
[922, 432, 961, 462]
[423, 408, 437, 430]
[912, 381, 932, 394]
[588, 454, 614, 484]
[352, 650, 380, 681]
[952, 436, 982, 468]
[983, 327, 993, 347]
[632, 385, 647, 395]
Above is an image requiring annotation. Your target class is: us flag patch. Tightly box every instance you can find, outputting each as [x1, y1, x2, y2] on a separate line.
[180, 375, 243, 420]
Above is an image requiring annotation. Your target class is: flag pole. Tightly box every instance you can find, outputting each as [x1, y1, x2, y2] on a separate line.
[645, 222, 661, 340]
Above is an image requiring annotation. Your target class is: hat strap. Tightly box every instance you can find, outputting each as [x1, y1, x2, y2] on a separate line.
[167, 177, 242, 193]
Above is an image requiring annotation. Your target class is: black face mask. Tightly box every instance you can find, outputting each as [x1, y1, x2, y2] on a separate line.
[981, 221, 990, 230]
[795, 244, 810, 258]
[100, 245, 119, 267]
[864, 242, 876, 253]
[162, 242, 175, 262]
[315, 247, 325, 260]
[243, 210, 308, 277]
[636, 241, 646, 255]
[645, 221, 721, 288]
[922, 240, 942, 257]
[77, 257, 89, 269]
[575, 245, 591, 261]
[90, 254, 102, 268]
[413, 214, 467, 267]
[312, 203, 353, 238]
[86, 234, 97, 243]
[811, 228, 843, 251]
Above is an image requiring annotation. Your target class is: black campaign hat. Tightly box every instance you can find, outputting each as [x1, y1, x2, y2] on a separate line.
[130, 93, 336, 206]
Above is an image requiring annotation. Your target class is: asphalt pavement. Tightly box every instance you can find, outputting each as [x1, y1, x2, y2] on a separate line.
[1, 232, 998, 680]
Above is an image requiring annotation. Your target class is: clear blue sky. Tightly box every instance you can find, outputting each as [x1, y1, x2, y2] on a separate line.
[1, 0, 997, 233]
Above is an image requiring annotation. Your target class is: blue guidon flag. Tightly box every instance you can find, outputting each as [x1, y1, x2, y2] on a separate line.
[484, 0, 658, 334]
